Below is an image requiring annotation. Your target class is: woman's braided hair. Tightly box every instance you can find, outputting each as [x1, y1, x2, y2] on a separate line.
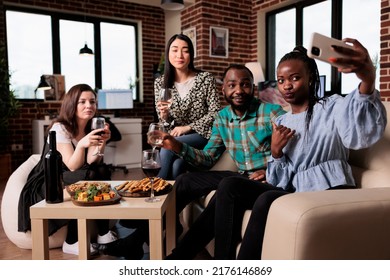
[278, 46, 322, 131]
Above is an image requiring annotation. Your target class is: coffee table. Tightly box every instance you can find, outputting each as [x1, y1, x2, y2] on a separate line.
[30, 180, 175, 260]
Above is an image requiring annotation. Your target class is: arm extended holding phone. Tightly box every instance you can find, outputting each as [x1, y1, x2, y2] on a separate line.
[307, 32, 376, 95]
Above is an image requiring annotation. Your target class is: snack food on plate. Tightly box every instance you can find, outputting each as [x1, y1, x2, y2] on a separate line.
[67, 181, 110, 193]
[115, 178, 169, 194]
[70, 182, 114, 202]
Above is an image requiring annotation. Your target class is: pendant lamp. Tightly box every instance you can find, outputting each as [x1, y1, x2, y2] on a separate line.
[79, 43, 94, 55]
[161, 0, 185, 11]
[79, 3, 94, 56]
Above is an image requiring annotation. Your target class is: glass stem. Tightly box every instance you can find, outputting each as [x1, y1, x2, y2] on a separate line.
[150, 178, 155, 199]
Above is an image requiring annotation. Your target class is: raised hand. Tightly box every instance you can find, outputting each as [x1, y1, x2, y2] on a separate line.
[330, 38, 376, 94]
[271, 122, 295, 158]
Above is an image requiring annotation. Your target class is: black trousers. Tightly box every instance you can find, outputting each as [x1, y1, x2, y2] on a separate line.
[168, 175, 277, 259]
[214, 177, 284, 259]
[167, 171, 247, 259]
[175, 170, 242, 215]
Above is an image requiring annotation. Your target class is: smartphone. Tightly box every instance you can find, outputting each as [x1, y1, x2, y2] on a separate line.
[307, 32, 354, 67]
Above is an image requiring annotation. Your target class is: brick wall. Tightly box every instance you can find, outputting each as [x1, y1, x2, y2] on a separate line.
[182, 0, 253, 78]
[1, 0, 389, 171]
[381, 0, 390, 101]
[1, 0, 166, 169]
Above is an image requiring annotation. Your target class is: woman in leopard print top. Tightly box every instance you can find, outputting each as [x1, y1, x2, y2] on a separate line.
[154, 34, 221, 179]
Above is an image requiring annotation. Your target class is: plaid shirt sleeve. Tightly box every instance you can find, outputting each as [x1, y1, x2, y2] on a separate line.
[178, 111, 227, 168]
[178, 101, 286, 171]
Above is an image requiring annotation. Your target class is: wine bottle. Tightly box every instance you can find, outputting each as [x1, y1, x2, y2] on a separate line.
[44, 131, 64, 203]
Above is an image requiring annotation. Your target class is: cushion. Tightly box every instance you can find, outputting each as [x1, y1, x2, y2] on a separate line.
[349, 102, 390, 189]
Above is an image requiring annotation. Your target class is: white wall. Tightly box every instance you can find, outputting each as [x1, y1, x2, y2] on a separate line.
[164, 10, 182, 44]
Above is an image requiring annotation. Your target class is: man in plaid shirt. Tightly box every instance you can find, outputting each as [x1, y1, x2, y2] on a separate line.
[151, 64, 285, 253]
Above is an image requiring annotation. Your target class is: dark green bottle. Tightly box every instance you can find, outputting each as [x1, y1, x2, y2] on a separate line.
[44, 131, 63, 203]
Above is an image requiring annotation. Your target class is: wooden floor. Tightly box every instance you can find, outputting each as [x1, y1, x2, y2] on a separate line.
[0, 168, 211, 260]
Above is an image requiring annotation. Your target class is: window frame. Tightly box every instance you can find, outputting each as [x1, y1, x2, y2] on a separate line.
[266, 0, 345, 95]
[4, 5, 140, 101]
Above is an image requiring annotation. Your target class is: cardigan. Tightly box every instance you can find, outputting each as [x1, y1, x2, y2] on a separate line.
[154, 71, 221, 139]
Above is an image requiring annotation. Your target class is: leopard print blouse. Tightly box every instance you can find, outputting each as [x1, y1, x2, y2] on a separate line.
[154, 71, 221, 139]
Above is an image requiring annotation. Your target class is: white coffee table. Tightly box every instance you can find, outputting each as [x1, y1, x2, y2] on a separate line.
[30, 180, 175, 260]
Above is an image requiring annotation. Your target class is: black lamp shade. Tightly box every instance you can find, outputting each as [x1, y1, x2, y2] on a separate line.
[79, 43, 94, 55]
[161, 0, 184, 11]
[37, 75, 51, 90]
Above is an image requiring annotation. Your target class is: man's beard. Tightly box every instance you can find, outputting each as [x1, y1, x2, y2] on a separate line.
[224, 94, 254, 112]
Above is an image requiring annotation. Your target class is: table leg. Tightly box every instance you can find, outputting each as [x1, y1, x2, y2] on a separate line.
[77, 219, 90, 260]
[149, 219, 163, 260]
[165, 189, 176, 255]
[31, 218, 49, 260]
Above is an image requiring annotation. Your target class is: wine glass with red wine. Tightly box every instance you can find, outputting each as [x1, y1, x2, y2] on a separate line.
[91, 116, 105, 156]
[141, 149, 162, 203]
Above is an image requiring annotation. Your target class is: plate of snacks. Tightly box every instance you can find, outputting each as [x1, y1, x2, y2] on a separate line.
[67, 182, 121, 206]
[115, 177, 172, 197]
[66, 181, 111, 197]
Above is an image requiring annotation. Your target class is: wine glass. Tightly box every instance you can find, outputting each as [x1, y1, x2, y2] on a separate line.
[91, 116, 105, 156]
[159, 88, 173, 108]
[147, 122, 165, 152]
[141, 149, 161, 203]
[159, 89, 173, 126]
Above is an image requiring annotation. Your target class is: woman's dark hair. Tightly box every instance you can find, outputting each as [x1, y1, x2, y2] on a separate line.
[278, 46, 321, 131]
[163, 33, 201, 89]
[53, 84, 96, 137]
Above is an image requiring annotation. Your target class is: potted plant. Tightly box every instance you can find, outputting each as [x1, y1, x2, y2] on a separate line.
[0, 41, 21, 178]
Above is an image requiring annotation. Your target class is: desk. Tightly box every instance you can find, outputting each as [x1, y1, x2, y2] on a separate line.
[30, 181, 175, 260]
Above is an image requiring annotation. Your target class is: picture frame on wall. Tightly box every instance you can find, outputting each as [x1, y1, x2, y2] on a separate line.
[183, 27, 197, 58]
[210, 26, 229, 58]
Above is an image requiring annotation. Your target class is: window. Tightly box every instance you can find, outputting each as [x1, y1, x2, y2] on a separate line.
[302, 1, 331, 91]
[5, 6, 139, 100]
[6, 11, 53, 99]
[267, 0, 380, 95]
[341, 0, 380, 93]
[60, 20, 95, 90]
[274, 9, 296, 68]
[101, 22, 137, 99]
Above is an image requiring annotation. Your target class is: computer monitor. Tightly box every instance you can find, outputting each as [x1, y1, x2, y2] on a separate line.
[97, 89, 134, 110]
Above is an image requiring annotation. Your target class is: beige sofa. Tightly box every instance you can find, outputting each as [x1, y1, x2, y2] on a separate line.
[185, 101, 390, 260]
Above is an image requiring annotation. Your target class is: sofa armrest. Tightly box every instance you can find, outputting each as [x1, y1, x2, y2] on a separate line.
[262, 188, 390, 260]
